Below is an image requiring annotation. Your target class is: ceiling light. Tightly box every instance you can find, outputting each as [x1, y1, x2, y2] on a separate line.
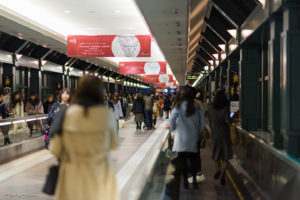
[209, 60, 214, 65]
[114, 10, 121, 13]
[221, 53, 226, 60]
[258, 0, 266, 8]
[218, 44, 225, 51]
[242, 29, 254, 38]
[210, 66, 214, 71]
[229, 44, 238, 51]
[204, 66, 209, 71]
[64, 10, 71, 14]
[95, 72, 98, 76]
[227, 29, 237, 39]
[213, 54, 218, 59]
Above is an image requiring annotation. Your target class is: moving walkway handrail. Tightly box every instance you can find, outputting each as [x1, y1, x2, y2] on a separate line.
[0, 114, 48, 126]
[235, 126, 300, 170]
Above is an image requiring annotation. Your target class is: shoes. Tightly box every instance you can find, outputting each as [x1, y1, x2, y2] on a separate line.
[188, 174, 205, 183]
[220, 176, 226, 185]
[214, 171, 221, 180]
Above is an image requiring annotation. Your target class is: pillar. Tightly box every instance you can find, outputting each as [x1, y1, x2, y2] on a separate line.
[239, 48, 261, 131]
[268, 15, 283, 148]
[280, 4, 300, 156]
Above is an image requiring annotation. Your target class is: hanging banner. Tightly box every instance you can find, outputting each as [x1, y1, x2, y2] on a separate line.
[119, 61, 166, 74]
[67, 35, 151, 57]
[143, 74, 173, 83]
[153, 82, 166, 87]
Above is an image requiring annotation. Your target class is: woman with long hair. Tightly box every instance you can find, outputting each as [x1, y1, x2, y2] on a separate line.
[208, 90, 232, 185]
[49, 75, 119, 200]
[168, 86, 205, 189]
[45, 88, 71, 148]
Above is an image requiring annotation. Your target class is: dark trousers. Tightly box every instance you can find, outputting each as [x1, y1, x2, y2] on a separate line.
[144, 110, 153, 128]
[153, 116, 157, 126]
[195, 141, 202, 173]
[136, 122, 142, 129]
[178, 152, 198, 181]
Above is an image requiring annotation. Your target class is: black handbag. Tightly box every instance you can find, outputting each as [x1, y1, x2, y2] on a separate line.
[42, 165, 59, 195]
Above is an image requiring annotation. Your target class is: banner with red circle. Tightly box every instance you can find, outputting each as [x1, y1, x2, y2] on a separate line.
[142, 74, 173, 83]
[67, 35, 151, 57]
[119, 61, 166, 74]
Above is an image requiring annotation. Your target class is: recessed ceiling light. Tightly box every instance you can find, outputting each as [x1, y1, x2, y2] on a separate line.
[64, 10, 71, 14]
[114, 10, 121, 13]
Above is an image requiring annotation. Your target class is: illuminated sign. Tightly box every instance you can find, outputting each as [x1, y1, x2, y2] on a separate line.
[186, 75, 197, 80]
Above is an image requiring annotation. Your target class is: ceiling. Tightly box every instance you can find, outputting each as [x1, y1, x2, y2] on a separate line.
[135, 0, 189, 85]
[0, 0, 175, 81]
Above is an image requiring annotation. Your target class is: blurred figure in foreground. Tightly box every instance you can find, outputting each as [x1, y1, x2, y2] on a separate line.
[49, 75, 119, 200]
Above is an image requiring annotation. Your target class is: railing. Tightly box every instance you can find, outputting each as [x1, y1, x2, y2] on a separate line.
[231, 126, 300, 200]
[0, 114, 48, 146]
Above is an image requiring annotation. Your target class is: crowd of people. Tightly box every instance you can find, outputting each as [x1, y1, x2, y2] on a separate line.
[0, 75, 233, 199]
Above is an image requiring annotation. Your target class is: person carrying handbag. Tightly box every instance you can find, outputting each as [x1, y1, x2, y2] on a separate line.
[45, 75, 119, 200]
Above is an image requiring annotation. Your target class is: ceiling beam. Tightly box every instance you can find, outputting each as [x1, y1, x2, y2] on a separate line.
[205, 23, 227, 43]
[201, 36, 219, 52]
[211, 1, 238, 28]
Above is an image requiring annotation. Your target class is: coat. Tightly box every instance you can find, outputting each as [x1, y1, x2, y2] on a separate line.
[133, 100, 144, 113]
[170, 101, 205, 153]
[163, 98, 171, 111]
[25, 100, 44, 115]
[208, 105, 233, 160]
[144, 96, 154, 110]
[49, 105, 119, 200]
[153, 102, 159, 117]
[113, 101, 123, 120]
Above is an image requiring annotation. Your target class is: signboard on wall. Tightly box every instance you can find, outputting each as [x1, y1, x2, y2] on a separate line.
[119, 61, 166, 74]
[67, 35, 151, 57]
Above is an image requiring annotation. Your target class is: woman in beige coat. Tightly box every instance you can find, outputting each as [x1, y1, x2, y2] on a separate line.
[49, 75, 119, 200]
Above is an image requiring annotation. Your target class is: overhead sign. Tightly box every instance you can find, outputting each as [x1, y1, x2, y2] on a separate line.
[67, 35, 151, 57]
[143, 74, 173, 83]
[119, 61, 166, 75]
[153, 82, 166, 87]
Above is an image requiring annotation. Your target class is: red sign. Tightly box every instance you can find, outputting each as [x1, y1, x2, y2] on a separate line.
[119, 62, 166, 75]
[153, 82, 166, 87]
[143, 74, 173, 83]
[67, 35, 151, 57]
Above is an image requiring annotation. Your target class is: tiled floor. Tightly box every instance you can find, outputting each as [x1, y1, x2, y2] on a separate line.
[0, 117, 164, 200]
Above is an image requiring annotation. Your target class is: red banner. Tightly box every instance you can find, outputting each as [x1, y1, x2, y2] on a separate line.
[153, 82, 166, 87]
[143, 74, 173, 83]
[67, 35, 151, 57]
[119, 62, 166, 74]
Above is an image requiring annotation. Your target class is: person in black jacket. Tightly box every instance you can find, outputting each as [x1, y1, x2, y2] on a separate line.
[164, 95, 171, 119]
[0, 90, 10, 145]
[133, 93, 144, 130]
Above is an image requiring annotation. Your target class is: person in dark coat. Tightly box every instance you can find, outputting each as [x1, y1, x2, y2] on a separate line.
[208, 90, 233, 185]
[43, 94, 54, 114]
[163, 95, 171, 119]
[133, 93, 144, 130]
[0, 90, 10, 145]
